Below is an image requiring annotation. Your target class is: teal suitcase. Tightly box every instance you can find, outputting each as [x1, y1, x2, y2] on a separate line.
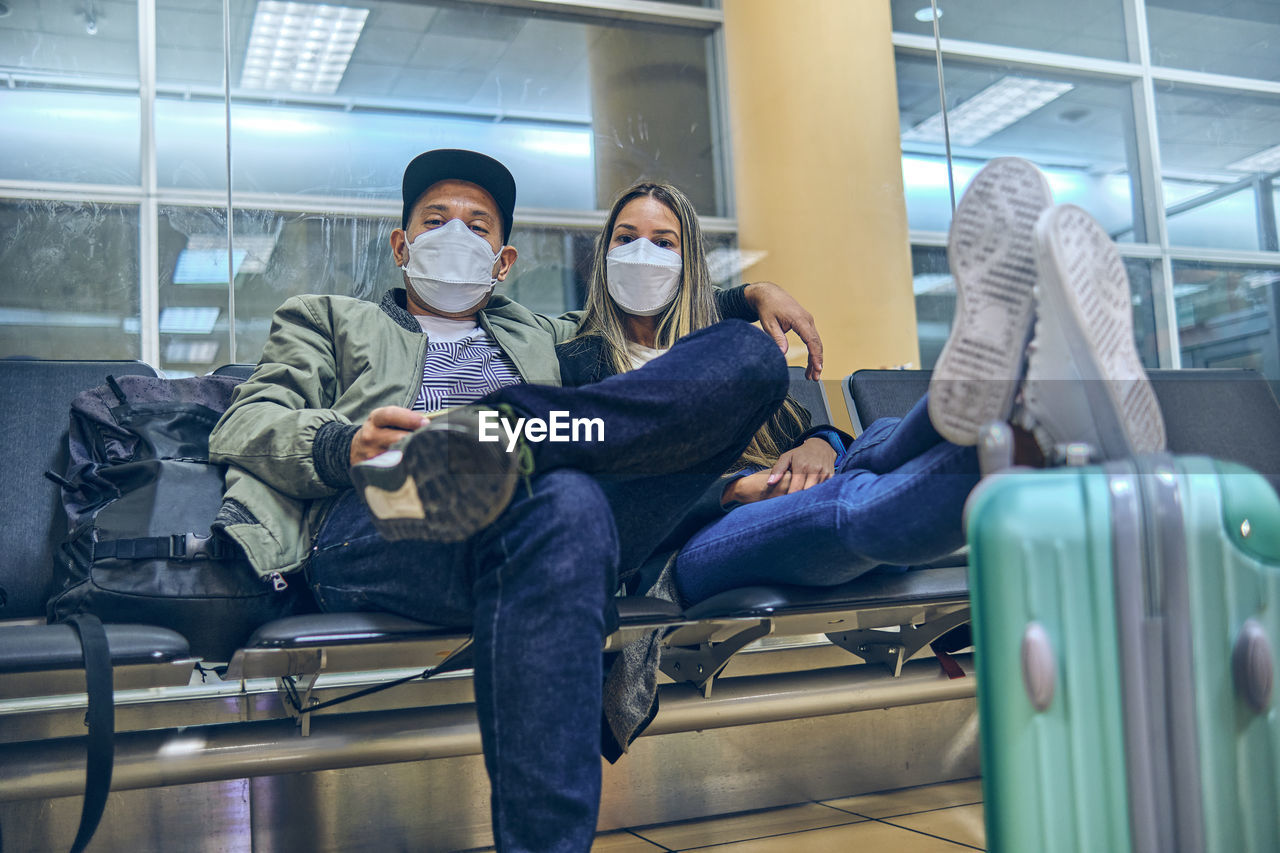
[967, 455, 1280, 853]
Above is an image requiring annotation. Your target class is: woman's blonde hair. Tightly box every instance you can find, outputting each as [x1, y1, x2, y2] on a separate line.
[576, 181, 805, 470]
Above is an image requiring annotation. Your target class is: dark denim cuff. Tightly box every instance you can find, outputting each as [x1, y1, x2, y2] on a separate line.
[314, 421, 360, 489]
[715, 284, 757, 322]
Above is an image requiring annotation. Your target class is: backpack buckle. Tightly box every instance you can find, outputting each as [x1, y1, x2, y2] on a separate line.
[172, 533, 224, 560]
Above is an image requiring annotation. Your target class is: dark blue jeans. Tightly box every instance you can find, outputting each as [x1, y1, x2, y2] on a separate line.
[306, 320, 787, 852]
[673, 394, 981, 604]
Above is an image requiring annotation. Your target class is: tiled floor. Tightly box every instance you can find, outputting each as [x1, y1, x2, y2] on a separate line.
[592, 777, 986, 852]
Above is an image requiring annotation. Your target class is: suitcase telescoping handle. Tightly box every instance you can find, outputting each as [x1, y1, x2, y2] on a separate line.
[1233, 618, 1274, 714]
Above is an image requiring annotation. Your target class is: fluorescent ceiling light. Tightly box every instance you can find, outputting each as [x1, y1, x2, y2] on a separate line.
[1227, 143, 1280, 174]
[903, 76, 1074, 148]
[164, 340, 222, 364]
[178, 234, 280, 282]
[518, 128, 592, 158]
[174, 249, 248, 284]
[240, 1, 369, 95]
[160, 307, 221, 336]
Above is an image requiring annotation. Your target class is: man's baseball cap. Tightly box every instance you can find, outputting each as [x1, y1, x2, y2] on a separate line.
[401, 149, 517, 243]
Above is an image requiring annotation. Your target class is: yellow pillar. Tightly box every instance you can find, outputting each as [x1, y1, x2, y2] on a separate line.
[723, 0, 919, 383]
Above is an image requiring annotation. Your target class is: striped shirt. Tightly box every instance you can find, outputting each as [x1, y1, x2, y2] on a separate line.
[410, 325, 523, 413]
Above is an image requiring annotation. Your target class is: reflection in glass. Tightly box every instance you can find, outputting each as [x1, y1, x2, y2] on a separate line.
[151, 1, 721, 214]
[0, 0, 140, 81]
[1126, 257, 1161, 369]
[1175, 261, 1280, 380]
[1164, 180, 1261, 252]
[1155, 83, 1280, 252]
[896, 54, 1140, 238]
[890, 0, 1129, 61]
[911, 245, 953, 369]
[157, 202, 654, 372]
[0, 0, 141, 185]
[0, 199, 140, 360]
[1146, 2, 1280, 81]
[159, 205, 402, 374]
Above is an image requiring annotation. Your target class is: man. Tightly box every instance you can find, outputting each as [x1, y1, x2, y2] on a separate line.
[209, 149, 821, 851]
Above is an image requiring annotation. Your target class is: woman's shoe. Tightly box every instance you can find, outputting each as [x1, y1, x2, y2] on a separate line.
[1018, 204, 1166, 460]
[928, 157, 1055, 445]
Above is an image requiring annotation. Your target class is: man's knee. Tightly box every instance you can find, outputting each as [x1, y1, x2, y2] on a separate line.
[532, 470, 617, 560]
[683, 319, 788, 404]
[720, 319, 789, 403]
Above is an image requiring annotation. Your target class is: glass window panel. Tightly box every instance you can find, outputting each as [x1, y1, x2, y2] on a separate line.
[912, 244, 1160, 370]
[1174, 260, 1280, 381]
[0, 0, 140, 185]
[0, 199, 140, 360]
[1273, 186, 1280, 251]
[154, 1, 228, 195]
[1164, 180, 1261, 252]
[891, 0, 1130, 62]
[162, 204, 618, 370]
[1126, 257, 1162, 369]
[1146, 1, 1280, 82]
[151, 1, 723, 214]
[897, 53, 1141, 240]
[0, 0, 139, 81]
[159, 205, 401, 373]
[0, 89, 142, 185]
[911, 245, 953, 369]
[155, 0, 224, 88]
[1155, 83, 1280, 252]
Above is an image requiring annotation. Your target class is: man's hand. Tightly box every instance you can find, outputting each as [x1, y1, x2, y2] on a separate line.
[766, 437, 837, 494]
[350, 406, 429, 466]
[744, 281, 824, 379]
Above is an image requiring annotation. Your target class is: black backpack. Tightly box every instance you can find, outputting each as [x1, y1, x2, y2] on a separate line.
[47, 373, 310, 661]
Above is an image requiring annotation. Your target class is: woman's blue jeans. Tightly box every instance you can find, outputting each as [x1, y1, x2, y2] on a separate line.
[673, 394, 980, 604]
[305, 320, 788, 852]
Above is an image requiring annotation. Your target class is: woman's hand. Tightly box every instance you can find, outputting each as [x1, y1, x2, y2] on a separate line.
[350, 406, 430, 466]
[766, 437, 838, 495]
[722, 438, 839, 506]
[722, 469, 792, 506]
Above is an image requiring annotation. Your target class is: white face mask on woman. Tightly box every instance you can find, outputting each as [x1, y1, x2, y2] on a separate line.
[400, 218, 501, 314]
[605, 237, 683, 316]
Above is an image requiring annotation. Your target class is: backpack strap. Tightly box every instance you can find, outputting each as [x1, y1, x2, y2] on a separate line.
[92, 533, 237, 561]
[65, 614, 115, 853]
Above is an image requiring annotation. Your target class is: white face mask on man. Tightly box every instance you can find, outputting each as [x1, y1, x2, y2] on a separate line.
[605, 237, 683, 316]
[400, 218, 501, 314]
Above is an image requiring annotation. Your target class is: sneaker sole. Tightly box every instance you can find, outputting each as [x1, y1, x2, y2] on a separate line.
[1030, 204, 1166, 458]
[353, 423, 519, 543]
[929, 157, 1054, 445]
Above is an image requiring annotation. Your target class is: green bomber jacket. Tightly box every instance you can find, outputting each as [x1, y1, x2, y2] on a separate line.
[209, 288, 578, 582]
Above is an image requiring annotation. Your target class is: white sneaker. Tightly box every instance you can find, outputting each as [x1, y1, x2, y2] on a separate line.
[928, 157, 1054, 445]
[1019, 204, 1166, 459]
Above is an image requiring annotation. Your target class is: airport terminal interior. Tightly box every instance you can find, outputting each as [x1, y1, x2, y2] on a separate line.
[1, 0, 1278, 850]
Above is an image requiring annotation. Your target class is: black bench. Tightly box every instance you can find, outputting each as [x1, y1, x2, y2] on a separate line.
[7, 359, 1274, 816]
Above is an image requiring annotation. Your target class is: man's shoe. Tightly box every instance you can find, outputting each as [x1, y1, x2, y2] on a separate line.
[928, 157, 1055, 445]
[1018, 204, 1166, 460]
[351, 406, 529, 543]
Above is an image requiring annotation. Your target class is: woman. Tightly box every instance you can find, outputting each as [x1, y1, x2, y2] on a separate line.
[557, 181, 981, 603]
